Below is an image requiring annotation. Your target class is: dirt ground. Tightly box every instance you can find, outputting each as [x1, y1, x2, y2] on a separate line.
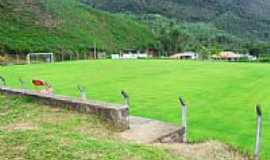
[155, 141, 250, 160]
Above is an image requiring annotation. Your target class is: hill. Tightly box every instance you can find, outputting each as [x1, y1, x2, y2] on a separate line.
[0, 0, 155, 55]
[83, 0, 270, 42]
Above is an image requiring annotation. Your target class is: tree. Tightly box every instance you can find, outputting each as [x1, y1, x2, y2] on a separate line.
[158, 24, 190, 56]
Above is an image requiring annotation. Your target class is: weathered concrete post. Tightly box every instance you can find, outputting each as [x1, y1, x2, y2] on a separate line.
[121, 90, 130, 107]
[255, 105, 262, 160]
[179, 97, 188, 143]
[19, 77, 27, 91]
[0, 76, 6, 87]
[121, 90, 130, 129]
[78, 85, 87, 100]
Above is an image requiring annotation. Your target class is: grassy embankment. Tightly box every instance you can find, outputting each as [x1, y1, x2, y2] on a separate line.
[0, 95, 183, 160]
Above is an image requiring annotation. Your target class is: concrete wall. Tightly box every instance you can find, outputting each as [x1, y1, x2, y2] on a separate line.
[0, 87, 129, 131]
[156, 127, 185, 143]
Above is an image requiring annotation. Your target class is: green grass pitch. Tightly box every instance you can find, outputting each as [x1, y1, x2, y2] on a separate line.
[1, 60, 270, 159]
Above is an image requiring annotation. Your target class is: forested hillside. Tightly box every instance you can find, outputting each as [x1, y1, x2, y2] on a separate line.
[0, 0, 154, 55]
[123, 14, 245, 56]
[83, 0, 270, 42]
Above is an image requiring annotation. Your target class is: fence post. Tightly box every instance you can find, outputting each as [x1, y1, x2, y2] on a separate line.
[26, 54, 31, 64]
[0, 76, 6, 87]
[19, 77, 27, 91]
[179, 97, 188, 143]
[84, 52, 87, 60]
[255, 105, 262, 160]
[121, 91, 130, 107]
[78, 85, 87, 100]
[77, 53, 80, 60]
[70, 54, 73, 61]
[51, 53, 55, 63]
[16, 54, 19, 64]
[94, 43, 97, 59]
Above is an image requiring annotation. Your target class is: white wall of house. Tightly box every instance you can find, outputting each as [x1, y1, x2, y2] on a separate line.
[111, 53, 148, 60]
[111, 54, 120, 59]
[243, 54, 257, 61]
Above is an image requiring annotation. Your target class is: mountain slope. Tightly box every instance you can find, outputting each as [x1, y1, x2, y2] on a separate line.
[0, 0, 154, 54]
[83, 0, 270, 41]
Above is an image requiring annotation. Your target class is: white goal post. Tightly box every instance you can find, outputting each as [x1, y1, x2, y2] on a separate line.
[26, 53, 55, 64]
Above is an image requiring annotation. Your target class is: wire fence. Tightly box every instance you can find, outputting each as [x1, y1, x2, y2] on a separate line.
[0, 52, 107, 65]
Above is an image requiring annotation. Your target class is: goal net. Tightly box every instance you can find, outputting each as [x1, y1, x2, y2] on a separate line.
[26, 53, 54, 64]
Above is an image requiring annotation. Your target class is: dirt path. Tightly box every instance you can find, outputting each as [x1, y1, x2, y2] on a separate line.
[157, 141, 249, 160]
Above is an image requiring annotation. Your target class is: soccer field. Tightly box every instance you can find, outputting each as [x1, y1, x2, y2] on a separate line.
[1, 60, 270, 159]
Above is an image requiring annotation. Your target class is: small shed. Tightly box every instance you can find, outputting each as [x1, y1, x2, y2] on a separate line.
[147, 48, 158, 57]
[244, 54, 257, 61]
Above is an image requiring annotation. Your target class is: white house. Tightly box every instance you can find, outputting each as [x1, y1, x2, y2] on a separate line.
[111, 50, 148, 60]
[170, 52, 198, 60]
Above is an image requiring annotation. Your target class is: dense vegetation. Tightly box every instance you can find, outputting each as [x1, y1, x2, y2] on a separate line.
[1, 60, 270, 159]
[1, 0, 270, 58]
[83, 0, 270, 58]
[0, 95, 184, 160]
[0, 0, 154, 55]
[124, 14, 246, 57]
[84, 0, 270, 41]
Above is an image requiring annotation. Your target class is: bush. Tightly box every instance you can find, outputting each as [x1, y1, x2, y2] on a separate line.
[238, 57, 249, 62]
[0, 55, 8, 64]
[257, 57, 270, 63]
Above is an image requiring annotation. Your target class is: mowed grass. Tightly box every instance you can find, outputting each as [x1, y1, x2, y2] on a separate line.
[1, 60, 270, 159]
[0, 95, 184, 160]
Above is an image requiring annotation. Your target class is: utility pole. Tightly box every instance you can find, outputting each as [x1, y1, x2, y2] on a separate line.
[94, 43, 97, 59]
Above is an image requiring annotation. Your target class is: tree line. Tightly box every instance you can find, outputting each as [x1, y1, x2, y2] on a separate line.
[147, 20, 270, 60]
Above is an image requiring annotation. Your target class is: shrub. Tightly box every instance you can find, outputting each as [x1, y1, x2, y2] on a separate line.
[0, 55, 8, 64]
[257, 57, 270, 63]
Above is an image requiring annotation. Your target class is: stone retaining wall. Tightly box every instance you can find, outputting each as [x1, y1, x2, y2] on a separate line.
[0, 87, 129, 131]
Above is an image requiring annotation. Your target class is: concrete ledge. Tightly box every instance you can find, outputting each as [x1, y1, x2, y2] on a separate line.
[120, 116, 184, 143]
[0, 87, 129, 131]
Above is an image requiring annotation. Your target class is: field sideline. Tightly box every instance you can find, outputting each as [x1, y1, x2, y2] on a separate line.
[1, 60, 270, 159]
